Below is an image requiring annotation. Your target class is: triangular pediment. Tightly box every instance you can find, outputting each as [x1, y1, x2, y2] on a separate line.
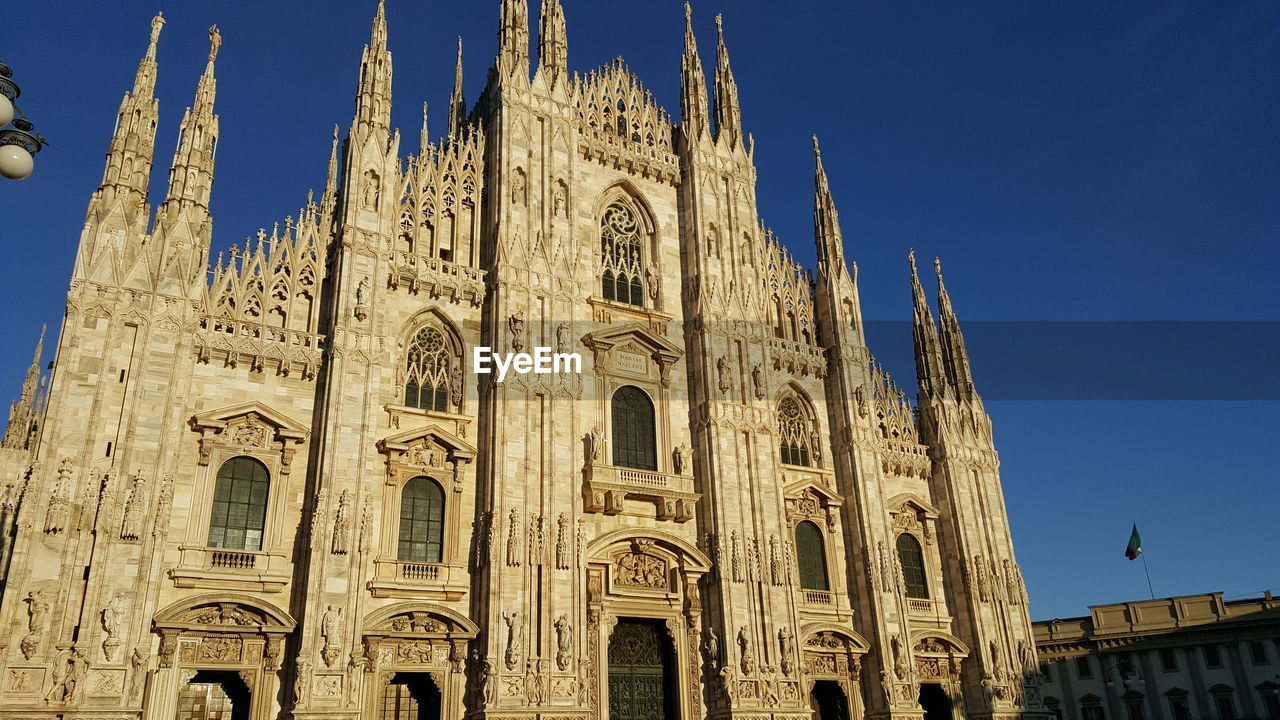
[784, 478, 844, 505]
[190, 401, 309, 442]
[885, 493, 940, 519]
[582, 322, 683, 364]
[377, 424, 477, 464]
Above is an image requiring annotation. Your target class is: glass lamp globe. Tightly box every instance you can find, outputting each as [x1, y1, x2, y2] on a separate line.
[0, 95, 13, 128]
[0, 144, 34, 180]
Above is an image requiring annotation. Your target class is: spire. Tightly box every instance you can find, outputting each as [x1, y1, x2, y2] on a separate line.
[498, 0, 531, 79]
[934, 258, 977, 399]
[2, 324, 46, 451]
[161, 25, 220, 213]
[419, 102, 430, 156]
[711, 14, 742, 148]
[447, 36, 466, 137]
[321, 125, 340, 217]
[537, 0, 568, 87]
[96, 12, 165, 203]
[679, 2, 710, 142]
[812, 135, 846, 271]
[910, 250, 948, 399]
[353, 0, 393, 134]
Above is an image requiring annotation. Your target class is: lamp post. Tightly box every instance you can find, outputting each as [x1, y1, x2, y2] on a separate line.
[0, 62, 49, 180]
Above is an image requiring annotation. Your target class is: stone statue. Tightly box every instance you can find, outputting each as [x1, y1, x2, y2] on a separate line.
[703, 627, 720, 669]
[509, 313, 525, 352]
[778, 626, 795, 676]
[478, 660, 497, 704]
[65, 647, 88, 702]
[321, 605, 342, 655]
[674, 444, 693, 475]
[130, 647, 148, 701]
[555, 322, 571, 354]
[736, 626, 754, 674]
[502, 610, 521, 670]
[892, 634, 908, 680]
[25, 590, 49, 633]
[589, 425, 606, 461]
[293, 657, 311, 704]
[355, 276, 369, 306]
[751, 364, 765, 399]
[717, 357, 732, 394]
[554, 614, 573, 670]
[553, 184, 567, 216]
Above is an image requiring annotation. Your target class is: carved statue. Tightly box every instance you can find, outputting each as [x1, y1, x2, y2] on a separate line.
[129, 647, 148, 701]
[703, 627, 721, 669]
[478, 660, 497, 704]
[362, 171, 380, 208]
[524, 659, 545, 705]
[879, 669, 893, 708]
[554, 614, 573, 670]
[101, 593, 127, 660]
[716, 356, 732, 394]
[25, 590, 49, 633]
[736, 626, 754, 675]
[778, 627, 796, 676]
[508, 313, 525, 352]
[450, 365, 464, 406]
[332, 491, 352, 555]
[293, 657, 311, 705]
[751, 364, 765, 399]
[355, 276, 369, 306]
[674, 444, 693, 475]
[511, 170, 527, 204]
[892, 634, 908, 680]
[45, 647, 72, 703]
[555, 322, 571, 354]
[321, 605, 342, 650]
[1018, 639, 1036, 672]
[553, 184, 567, 217]
[65, 647, 88, 702]
[502, 610, 522, 670]
[589, 425, 606, 462]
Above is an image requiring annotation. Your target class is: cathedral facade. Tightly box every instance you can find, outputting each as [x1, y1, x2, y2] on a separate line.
[0, 3, 1046, 720]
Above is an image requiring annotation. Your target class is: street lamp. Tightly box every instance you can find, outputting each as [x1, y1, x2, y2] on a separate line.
[0, 62, 49, 181]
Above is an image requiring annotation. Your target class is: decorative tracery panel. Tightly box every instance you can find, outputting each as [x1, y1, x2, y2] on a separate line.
[777, 391, 819, 467]
[600, 202, 645, 306]
[401, 321, 463, 413]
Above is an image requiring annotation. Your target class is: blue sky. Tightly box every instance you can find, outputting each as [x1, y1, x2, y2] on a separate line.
[1, 1, 1276, 619]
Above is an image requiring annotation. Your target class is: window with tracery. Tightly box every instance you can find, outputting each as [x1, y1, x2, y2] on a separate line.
[777, 393, 817, 467]
[404, 325, 454, 412]
[600, 202, 645, 306]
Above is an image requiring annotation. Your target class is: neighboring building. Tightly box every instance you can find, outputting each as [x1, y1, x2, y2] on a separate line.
[0, 2, 1047, 720]
[1034, 592, 1280, 720]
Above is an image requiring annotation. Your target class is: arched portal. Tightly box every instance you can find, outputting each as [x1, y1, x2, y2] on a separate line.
[177, 670, 251, 720]
[608, 619, 676, 720]
[919, 683, 953, 720]
[811, 679, 850, 720]
[380, 672, 442, 720]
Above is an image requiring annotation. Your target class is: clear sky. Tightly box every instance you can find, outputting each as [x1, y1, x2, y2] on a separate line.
[1, 1, 1276, 620]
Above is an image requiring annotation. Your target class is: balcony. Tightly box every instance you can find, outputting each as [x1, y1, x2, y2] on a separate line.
[803, 590, 835, 606]
[367, 559, 465, 600]
[905, 597, 951, 623]
[168, 546, 292, 593]
[582, 463, 699, 523]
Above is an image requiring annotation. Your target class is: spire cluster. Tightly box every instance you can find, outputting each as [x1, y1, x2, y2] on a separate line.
[711, 14, 742, 148]
[160, 25, 221, 213]
[537, 0, 568, 87]
[680, 2, 711, 141]
[910, 251, 977, 402]
[811, 135, 846, 270]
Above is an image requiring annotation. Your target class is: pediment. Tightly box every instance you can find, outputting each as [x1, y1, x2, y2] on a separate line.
[885, 493, 940, 519]
[190, 401, 309, 444]
[581, 322, 683, 365]
[785, 479, 844, 505]
[377, 424, 477, 465]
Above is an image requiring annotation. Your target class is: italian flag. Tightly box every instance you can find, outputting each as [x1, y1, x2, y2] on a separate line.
[1124, 523, 1142, 560]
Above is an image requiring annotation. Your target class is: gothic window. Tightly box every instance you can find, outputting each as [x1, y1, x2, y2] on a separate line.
[896, 533, 928, 599]
[398, 477, 445, 563]
[611, 386, 656, 470]
[600, 202, 645, 306]
[795, 521, 829, 591]
[404, 325, 454, 412]
[777, 392, 817, 467]
[207, 456, 270, 551]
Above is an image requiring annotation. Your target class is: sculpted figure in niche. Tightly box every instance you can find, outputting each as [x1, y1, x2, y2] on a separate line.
[588, 425, 606, 462]
[321, 605, 342, 647]
[555, 322, 571, 354]
[509, 313, 525, 352]
[130, 648, 148, 701]
[716, 357, 732, 394]
[554, 614, 573, 670]
[362, 171, 380, 209]
[673, 443, 693, 475]
[25, 590, 49, 634]
[553, 183, 567, 217]
[737, 626, 754, 674]
[502, 610, 522, 670]
[751, 365, 765, 399]
[703, 627, 720, 669]
[778, 626, 796, 676]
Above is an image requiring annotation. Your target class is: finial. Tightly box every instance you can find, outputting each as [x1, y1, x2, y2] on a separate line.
[685, 1, 693, 22]
[715, 14, 724, 41]
[207, 25, 222, 63]
[934, 256, 944, 281]
[457, 35, 463, 57]
[148, 12, 165, 52]
[812, 134, 821, 157]
[908, 248, 918, 275]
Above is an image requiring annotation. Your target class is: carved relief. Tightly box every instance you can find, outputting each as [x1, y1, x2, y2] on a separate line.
[100, 593, 127, 661]
[119, 470, 147, 541]
[502, 610, 522, 670]
[320, 604, 343, 667]
[555, 614, 573, 671]
[21, 590, 49, 660]
[555, 512, 571, 569]
[331, 489, 352, 554]
[44, 458, 72, 534]
[613, 542, 669, 589]
[506, 509, 522, 567]
[737, 626, 754, 675]
[778, 627, 795, 676]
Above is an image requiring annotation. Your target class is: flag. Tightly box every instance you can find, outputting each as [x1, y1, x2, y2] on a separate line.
[1124, 523, 1142, 560]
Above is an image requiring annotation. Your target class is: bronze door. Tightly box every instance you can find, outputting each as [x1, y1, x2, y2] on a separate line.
[608, 621, 672, 720]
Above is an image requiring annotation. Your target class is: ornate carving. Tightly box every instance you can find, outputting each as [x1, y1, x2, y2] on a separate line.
[523, 658, 546, 705]
[158, 634, 178, 668]
[129, 647, 148, 701]
[509, 312, 526, 352]
[730, 530, 743, 582]
[293, 656, 311, 706]
[178, 603, 263, 626]
[613, 543, 668, 589]
[717, 356, 732, 394]
[119, 470, 147, 541]
[528, 514, 545, 566]
[506, 509, 522, 567]
[21, 590, 49, 659]
[778, 627, 796, 676]
[44, 458, 72, 534]
[769, 534, 783, 586]
[331, 490, 352, 554]
[674, 443, 693, 475]
[737, 626, 755, 675]
[502, 610, 522, 670]
[751, 364, 765, 399]
[320, 604, 343, 667]
[197, 636, 242, 663]
[891, 634, 909, 680]
[45, 646, 89, 703]
[555, 513, 571, 569]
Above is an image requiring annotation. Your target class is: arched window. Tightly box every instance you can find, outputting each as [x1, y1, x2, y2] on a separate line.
[207, 456, 270, 551]
[600, 201, 645, 306]
[398, 477, 445, 563]
[777, 392, 818, 467]
[611, 386, 656, 470]
[795, 521, 829, 590]
[896, 533, 928, 599]
[404, 325, 455, 411]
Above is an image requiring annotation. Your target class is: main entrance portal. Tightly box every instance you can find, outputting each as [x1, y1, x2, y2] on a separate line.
[380, 672, 442, 720]
[811, 679, 850, 720]
[175, 670, 250, 720]
[919, 683, 953, 720]
[608, 620, 675, 720]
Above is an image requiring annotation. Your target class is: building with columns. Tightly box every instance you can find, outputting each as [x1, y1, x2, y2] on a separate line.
[1034, 592, 1280, 720]
[0, 3, 1047, 720]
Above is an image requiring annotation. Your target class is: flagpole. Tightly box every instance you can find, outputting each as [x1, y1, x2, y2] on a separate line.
[1140, 553, 1155, 600]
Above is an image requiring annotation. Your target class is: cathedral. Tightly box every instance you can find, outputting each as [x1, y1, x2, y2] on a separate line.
[0, 2, 1048, 720]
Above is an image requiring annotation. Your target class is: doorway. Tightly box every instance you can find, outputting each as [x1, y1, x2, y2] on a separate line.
[608, 619, 677, 720]
[811, 679, 850, 720]
[919, 683, 952, 720]
[380, 672, 442, 720]
[175, 670, 250, 720]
